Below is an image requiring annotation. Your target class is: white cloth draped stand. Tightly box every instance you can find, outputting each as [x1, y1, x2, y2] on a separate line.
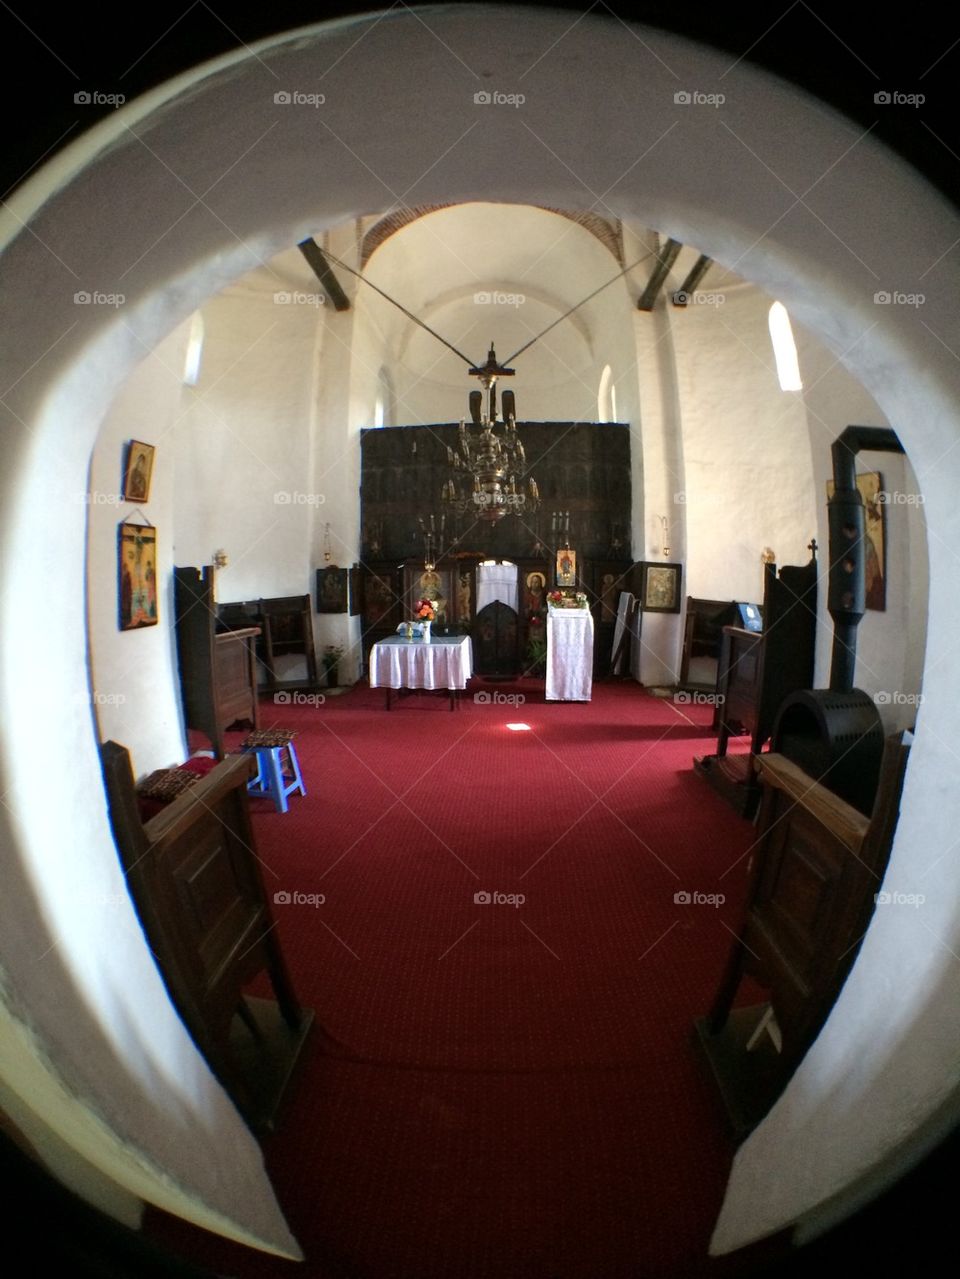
[545, 607, 594, 701]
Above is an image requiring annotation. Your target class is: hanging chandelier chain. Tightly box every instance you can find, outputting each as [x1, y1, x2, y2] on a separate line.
[320, 248, 478, 368]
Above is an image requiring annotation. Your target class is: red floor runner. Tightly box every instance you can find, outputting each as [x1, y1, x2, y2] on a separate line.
[150, 679, 776, 1278]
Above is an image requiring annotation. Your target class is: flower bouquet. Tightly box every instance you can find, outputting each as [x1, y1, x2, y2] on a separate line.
[547, 589, 588, 609]
[397, 597, 437, 641]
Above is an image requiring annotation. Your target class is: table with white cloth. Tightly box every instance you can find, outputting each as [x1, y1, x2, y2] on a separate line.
[369, 635, 473, 710]
[545, 606, 594, 701]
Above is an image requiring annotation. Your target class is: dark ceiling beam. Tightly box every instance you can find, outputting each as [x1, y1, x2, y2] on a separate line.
[637, 238, 682, 311]
[296, 238, 352, 311]
[671, 253, 713, 306]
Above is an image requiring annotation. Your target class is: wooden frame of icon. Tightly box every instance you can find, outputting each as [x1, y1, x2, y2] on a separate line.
[118, 520, 158, 629]
[640, 561, 683, 613]
[555, 547, 577, 587]
[122, 440, 155, 503]
[316, 565, 349, 613]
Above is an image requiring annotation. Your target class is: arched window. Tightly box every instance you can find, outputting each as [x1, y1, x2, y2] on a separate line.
[182, 311, 204, 386]
[374, 365, 395, 427]
[598, 363, 614, 422]
[768, 302, 803, 391]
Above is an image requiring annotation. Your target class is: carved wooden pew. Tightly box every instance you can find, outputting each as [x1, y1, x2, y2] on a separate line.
[99, 742, 313, 1131]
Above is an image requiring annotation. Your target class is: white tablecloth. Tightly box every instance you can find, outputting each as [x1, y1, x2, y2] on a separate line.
[546, 607, 594, 701]
[369, 635, 473, 690]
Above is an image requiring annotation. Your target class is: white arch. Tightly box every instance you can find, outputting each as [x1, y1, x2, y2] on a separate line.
[1, 6, 959, 1260]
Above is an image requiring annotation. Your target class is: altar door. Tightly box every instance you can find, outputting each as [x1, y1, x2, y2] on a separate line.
[474, 563, 519, 676]
[473, 601, 519, 677]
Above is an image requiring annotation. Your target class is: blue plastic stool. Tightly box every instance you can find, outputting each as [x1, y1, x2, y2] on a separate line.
[241, 730, 306, 813]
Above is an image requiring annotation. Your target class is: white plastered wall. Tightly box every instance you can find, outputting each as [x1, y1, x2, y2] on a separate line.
[673, 282, 818, 601]
[86, 323, 191, 776]
[172, 276, 317, 601]
[0, 7, 957, 1259]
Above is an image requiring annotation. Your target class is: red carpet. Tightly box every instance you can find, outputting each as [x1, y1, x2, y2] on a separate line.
[149, 678, 776, 1278]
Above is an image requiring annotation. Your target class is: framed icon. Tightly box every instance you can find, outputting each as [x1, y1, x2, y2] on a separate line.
[316, 564, 349, 613]
[122, 440, 155, 502]
[640, 561, 682, 613]
[118, 520, 158, 629]
[556, 547, 577, 587]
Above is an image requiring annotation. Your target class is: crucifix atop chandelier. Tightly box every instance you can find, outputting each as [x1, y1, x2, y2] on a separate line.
[441, 343, 541, 525]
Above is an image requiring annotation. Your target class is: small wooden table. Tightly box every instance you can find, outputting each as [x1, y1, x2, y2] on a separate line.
[368, 635, 473, 710]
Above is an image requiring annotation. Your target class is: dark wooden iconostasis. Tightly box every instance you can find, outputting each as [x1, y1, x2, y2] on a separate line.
[360, 422, 631, 563]
[358, 423, 633, 674]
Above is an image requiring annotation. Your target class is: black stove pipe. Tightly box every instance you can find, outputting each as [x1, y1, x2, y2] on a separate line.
[828, 425, 904, 691]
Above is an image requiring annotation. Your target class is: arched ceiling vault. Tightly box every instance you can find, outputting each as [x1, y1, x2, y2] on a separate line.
[361, 202, 625, 269]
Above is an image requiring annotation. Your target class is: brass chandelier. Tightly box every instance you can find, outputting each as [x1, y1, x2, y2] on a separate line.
[441, 344, 540, 524]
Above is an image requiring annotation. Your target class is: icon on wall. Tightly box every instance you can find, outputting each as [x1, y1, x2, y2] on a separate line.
[316, 564, 348, 613]
[118, 520, 158, 629]
[639, 561, 682, 614]
[122, 440, 155, 503]
[556, 548, 577, 587]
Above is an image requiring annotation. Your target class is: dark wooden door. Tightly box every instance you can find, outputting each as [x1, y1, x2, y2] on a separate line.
[473, 601, 519, 676]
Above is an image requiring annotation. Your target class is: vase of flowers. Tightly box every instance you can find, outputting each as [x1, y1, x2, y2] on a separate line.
[548, 589, 588, 609]
[414, 597, 437, 641]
